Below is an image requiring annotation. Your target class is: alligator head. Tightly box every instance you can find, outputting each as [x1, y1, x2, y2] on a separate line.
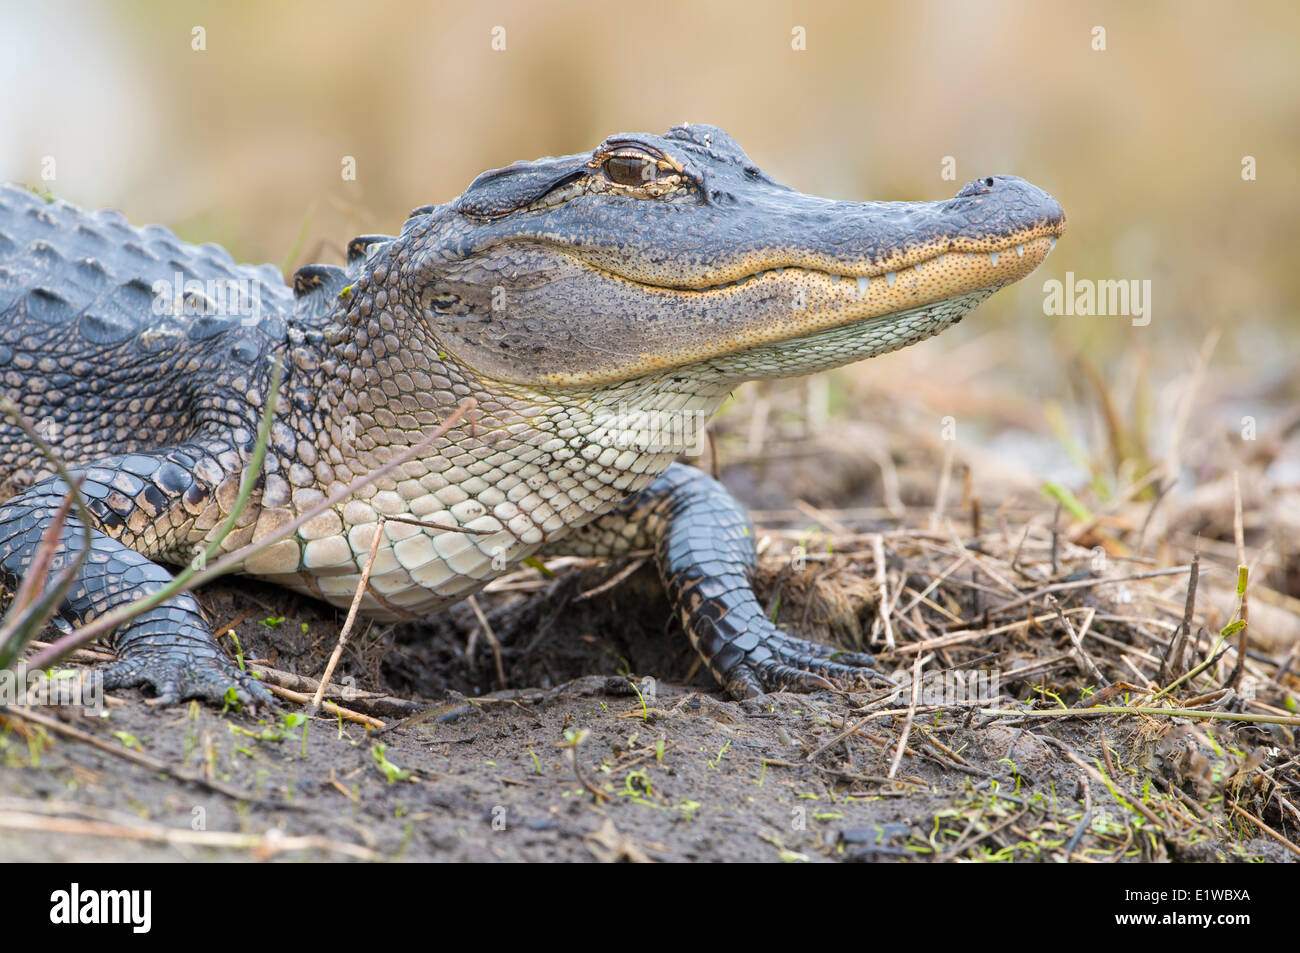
[355, 123, 1062, 393]
[319, 123, 1063, 488]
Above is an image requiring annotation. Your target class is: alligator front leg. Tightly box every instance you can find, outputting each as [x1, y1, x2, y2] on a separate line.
[0, 443, 272, 706]
[548, 463, 892, 699]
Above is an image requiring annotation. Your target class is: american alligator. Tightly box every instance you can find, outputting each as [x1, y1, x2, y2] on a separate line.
[0, 124, 1064, 704]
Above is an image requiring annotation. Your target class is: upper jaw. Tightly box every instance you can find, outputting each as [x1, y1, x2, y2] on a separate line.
[539, 173, 1065, 294]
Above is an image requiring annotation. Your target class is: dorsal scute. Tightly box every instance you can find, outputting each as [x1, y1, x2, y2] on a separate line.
[291, 263, 349, 298]
[346, 234, 395, 265]
[0, 184, 294, 349]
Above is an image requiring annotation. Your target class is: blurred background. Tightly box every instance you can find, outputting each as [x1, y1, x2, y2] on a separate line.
[2, 0, 1298, 598]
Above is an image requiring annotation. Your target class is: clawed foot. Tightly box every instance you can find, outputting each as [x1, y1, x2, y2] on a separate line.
[103, 649, 274, 709]
[720, 631, 895, 700]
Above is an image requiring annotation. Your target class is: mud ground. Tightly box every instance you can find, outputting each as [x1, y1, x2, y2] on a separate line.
[0, 438, 1294, 862]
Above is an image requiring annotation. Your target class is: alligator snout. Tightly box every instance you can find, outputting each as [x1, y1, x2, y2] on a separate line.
[950, 174, 1066, 235]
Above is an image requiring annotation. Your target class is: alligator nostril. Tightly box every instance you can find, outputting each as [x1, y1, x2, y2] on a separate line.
[954, 176, 998, 199]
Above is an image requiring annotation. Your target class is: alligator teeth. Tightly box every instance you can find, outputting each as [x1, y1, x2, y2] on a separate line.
[1015, 244, 1025, 258]
[989, 251, 999, 266]
[884, 271, 896, 288]
[775, 267, 784, 275]
[934, 254, 943, 264]
[856, 277, 870, 295]
[1049, 237, 1058, 252]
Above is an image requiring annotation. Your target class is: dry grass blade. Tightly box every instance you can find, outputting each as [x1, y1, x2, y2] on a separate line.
[0, 808, 379, 860]
[0, 398, 93, 672]
[309, 512, 385, 712]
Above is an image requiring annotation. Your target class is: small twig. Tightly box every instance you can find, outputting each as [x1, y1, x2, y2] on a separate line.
[990, 564, 1194, 619]
[1052, 599, 1106, 686]
[1134, 477, 1175, 558]
[1043, 734, 1166, 829]
[979, 705, 1300, 727]
[0, 808, 377, 859]
[310, 513, 385, 712]
[381, 514, 496, 535]
[706, 427, 720, 483]
[268, 683, 385, 728]
[1230, 802, 1300, 858]
[888, 653, 929, 779]
[1160, 551, 1199, 683]
[1049, 501, 1061, 576]
[465, 594, 506, 690]
[1223, 473, 1248, 691]
[575, 557, 647, 601]
[871, 534, 895, 651]
[929, 440, 956, 533]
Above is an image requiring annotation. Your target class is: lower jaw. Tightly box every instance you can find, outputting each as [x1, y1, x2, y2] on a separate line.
[701, 286, 999, 383]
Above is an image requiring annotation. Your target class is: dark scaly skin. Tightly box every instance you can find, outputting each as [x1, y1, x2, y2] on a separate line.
[0, 441, 263, 703]
[548, 463, 893, 697]
[0, 124, 1065, 704]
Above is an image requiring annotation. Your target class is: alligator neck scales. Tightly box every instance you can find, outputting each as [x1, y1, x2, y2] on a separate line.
[0, 124, 1064, 703]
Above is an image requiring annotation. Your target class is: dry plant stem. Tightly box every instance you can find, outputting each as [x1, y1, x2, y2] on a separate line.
[705, 427, 720, 482]
[1230, 802, 1300, 858]
[1135, 478, 1175, 558]
[895, 550, 971, 617]
[886, 607, 1093, 658]
[29, 396, 477, 669]
[794, 498, 849, 534]
[929, 440, 955, 533]
[888, 652, 929, 779]
[1162, 329, 1220, 496]
[575, 557, 648, 601]
[0, 704, 268, 802]
[381, 514, 496, 535]
[1154, 631, 1229, 702]
[981, 705, 1300, 727]
[269, 683, 384, 729]
[939, 808, 1029, 862]
[1052, 598, 1106, 686]
[9, 480, 79, 617]
[0, 399, 93, 670]
[1050, 502, 1061, 576]
[992, 564, 1194, 619]
[1224, 472, 1249, 691]
[945, 518, 1019, 596]
[0, 809, 378, 860]
[310, 512, 385, 711]
[465, 594, 506, 689]
[565, 746, 609, 803]
[1043, 734, 1166, 829]
[745, 388, 770, 458]
[1010, 519, 1035, 574]
[871, 533, 895, 650]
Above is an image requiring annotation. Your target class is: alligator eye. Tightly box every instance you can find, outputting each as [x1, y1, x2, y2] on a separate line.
[604, 155, 657, 187]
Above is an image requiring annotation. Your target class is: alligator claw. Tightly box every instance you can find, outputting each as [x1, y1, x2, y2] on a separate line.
[721, 632, 896, 699]
[103, 651, 274, 710]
